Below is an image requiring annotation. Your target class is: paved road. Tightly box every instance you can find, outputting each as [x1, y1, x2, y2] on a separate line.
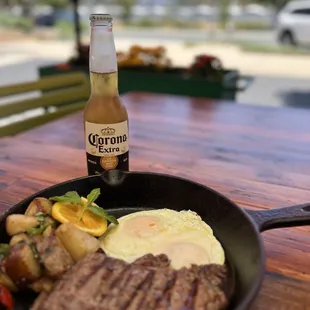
[238, 75, 310, 109]
[113, 28, 277, 45]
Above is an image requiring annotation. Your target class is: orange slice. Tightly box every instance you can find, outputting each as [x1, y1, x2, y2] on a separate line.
[51, 200, 108, 237]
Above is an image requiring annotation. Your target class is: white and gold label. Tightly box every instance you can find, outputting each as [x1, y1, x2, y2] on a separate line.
[85, 121, 129, 157]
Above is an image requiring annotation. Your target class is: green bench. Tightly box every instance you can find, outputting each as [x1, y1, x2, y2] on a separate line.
[0, 72, 90, 137]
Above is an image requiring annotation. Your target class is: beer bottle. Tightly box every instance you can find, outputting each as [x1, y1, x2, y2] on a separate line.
[84, 14, 129, 175]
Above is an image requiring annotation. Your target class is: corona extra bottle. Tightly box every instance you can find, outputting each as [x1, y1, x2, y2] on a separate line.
[84, 14, 129, 175]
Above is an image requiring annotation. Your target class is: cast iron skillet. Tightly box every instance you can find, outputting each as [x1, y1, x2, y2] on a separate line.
[1, 170, 310, 310]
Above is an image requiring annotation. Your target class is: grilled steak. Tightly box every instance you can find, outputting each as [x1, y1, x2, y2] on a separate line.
[31, 251, 228, 310]
[133, 253, 170, 268]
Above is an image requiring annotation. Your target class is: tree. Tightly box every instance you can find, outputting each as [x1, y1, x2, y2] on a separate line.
[13, 0, 67, 18]
[115, 0, 136, 22]
[218, 0, 229, 29]
[0, 0, 11, 8]
[15, 0, 35, 18]
[37, 0, 67, 9]
[255, 0, 289, 11]
[177, 0, 205, 4]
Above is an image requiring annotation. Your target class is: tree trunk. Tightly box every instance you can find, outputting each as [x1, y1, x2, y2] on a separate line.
[1, 0, 10, 8]
[207, 0, 217, 39]
[72, 0, 81, 52]
[122, 4, 132, 22]
[21, 3, 32, 18]
[218, 0, 230, 30]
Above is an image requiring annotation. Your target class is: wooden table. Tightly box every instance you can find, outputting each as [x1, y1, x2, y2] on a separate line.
[1, 92, 310, 309]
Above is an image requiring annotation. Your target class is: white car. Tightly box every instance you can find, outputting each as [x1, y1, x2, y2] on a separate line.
[276, 0, 310, 46]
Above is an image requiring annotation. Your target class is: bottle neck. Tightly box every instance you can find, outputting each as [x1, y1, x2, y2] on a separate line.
[89, 22, 118, 96]
[90, 71, 118, 97]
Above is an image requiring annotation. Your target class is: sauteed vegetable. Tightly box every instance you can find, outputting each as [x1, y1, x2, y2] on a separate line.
[0, 189, 117, 295]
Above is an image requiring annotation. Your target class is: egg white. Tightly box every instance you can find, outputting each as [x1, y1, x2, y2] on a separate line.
[99, 209, 225, 268]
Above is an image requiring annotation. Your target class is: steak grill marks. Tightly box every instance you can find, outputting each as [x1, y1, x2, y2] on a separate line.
[110, 266, 152, 309]
[31, 251, 229, 310]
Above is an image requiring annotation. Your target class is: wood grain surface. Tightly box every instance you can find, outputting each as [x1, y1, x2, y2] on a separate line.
[1, 92, 310, 309]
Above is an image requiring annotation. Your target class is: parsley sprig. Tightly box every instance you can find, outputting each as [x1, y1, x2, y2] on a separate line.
[27, 212, 49, 235]
[49, 188, 118, 225]
[49, 191, 83, 206]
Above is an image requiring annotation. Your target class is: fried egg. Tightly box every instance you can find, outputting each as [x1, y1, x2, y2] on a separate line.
[99, 209, 225, 269]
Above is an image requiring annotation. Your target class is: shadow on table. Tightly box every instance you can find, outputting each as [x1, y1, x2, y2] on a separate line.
[279, 90, 310, 109]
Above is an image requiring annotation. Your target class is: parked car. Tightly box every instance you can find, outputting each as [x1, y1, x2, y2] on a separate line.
[35, 13, 56, 26]
[276, 0, 310, 46]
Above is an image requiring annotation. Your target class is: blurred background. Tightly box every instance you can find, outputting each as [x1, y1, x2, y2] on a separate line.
[0, 0, 310, 108]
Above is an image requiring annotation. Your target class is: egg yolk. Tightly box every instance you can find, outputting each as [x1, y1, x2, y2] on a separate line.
[122, 215, 162, 238]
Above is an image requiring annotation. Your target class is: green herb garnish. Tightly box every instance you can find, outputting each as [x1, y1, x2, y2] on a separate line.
[35, 212, 48, 223]
[49, 191, 83, 206]
[88, 205, 118, 225]
[29, 243, 40, 260]
[78, 188, 101, 221]
[27, 225, 47, 236]
[27, 212, 49, 235]
[0, 244, 10, 257]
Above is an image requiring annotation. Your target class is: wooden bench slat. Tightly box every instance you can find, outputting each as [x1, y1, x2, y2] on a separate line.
[0, 72, 90, 137]
[0, 72, 88, 97]
[0, 85, 89, 118]
[0, 101, 85, 137]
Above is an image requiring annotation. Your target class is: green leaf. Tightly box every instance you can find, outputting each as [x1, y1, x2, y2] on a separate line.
[78, 188, 101, 222]
[49, 191, 83, 206]
[35, 212, 47, 223]
[0, 244, 10, 256]
[29, 243, 40, 260]
[27, 225, 47, 236]
[88, 206, 119, 225]
[86, 188, 101, 206]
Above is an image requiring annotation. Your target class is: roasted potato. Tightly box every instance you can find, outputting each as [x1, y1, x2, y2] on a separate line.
[9, 233, 31, 246]
[6, 215, 39, 236]
[30, 277, 54, 293]
[42, 226, 53, 238]
[36, 231, 74, 279]
[25, 198, 53, 216]
[56, 223, 100, 262]
[4, 242, 41, 289]
[0, 272, 18, 292]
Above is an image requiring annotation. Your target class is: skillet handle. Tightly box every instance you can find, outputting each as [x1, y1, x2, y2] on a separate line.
[245, 203, 310, 232]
